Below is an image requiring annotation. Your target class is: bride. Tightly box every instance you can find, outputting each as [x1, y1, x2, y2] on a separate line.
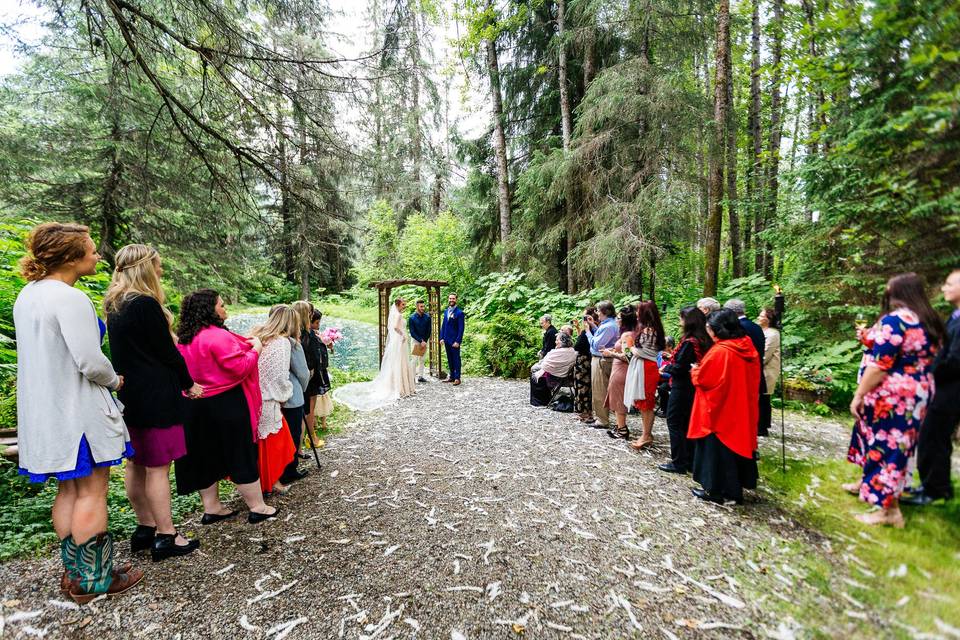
[334, 297, 416, 411]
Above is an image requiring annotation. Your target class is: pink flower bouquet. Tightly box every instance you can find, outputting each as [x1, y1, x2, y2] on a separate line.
[320, 327, 343, 346]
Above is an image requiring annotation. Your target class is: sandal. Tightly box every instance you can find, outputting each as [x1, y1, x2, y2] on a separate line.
[630, 438, 654, 450]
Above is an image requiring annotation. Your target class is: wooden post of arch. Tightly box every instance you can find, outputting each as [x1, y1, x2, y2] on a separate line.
[370, 279, 448, 373]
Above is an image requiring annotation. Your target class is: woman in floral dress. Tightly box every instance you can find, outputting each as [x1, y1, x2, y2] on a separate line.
[846, 273, 944, 528]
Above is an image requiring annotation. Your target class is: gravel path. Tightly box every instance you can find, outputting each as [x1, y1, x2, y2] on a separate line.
[0, 378, 909, 639]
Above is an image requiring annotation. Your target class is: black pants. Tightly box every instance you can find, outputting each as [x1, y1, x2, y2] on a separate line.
[656, 380, 671, 415]
[281, 405, 305, 478]
[530, 374, 553, 406]
[759, 393, 772, 437]
[175, 385, 259, 495]
[666, 388, 695, 471]
[916, 382, 960, 499]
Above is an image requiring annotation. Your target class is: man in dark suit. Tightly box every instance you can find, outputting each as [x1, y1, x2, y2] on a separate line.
[904, 269, 960, 506]
[539, 314, 558, 360]
[724, 299, 768, 436]
[440, 293, 466, 386]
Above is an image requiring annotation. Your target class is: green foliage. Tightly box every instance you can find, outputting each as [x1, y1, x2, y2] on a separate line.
[471, 313, 539, 379]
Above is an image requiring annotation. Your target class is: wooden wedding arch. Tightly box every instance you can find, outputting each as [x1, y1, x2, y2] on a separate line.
[370, 279, 448, 378]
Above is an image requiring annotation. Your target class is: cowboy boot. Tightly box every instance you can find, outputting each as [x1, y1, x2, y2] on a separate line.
[69, 533, 144, 604]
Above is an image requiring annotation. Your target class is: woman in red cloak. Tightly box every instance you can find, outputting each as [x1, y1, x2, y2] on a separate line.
[688, 308, 761, 504]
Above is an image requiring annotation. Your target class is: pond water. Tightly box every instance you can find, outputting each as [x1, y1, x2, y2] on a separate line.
[226, 313, 379, 372]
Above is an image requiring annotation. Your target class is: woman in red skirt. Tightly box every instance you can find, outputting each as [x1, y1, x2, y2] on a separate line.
[628, 301, 667, 450]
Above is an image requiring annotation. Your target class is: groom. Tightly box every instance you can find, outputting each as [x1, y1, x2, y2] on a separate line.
[440, 293, 465, 386]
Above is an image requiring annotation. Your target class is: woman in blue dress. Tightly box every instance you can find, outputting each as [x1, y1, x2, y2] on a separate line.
[846, 273, 944, 528]
[13, 223, 144, 602]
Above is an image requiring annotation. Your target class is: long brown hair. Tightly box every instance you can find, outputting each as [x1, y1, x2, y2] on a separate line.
[882, 273, 946, 348]
[636, 300, 666, 351]
[19, 222, 90, 281]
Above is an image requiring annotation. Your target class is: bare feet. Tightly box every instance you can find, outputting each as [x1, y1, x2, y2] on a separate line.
[855, 508, 904, 528]
[841, 482, 860, 495]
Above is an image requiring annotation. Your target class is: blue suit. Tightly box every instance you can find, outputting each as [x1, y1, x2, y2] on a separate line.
[440, 306, 466, 381]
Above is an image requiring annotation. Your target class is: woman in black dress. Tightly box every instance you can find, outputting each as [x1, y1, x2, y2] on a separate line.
[658, 307, 712, 474]
[105, 244, 203, 561]
[572, 307, 598, 422]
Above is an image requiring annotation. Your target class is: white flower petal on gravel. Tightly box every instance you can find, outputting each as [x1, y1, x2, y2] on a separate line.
[239, 615, 260, 631]
[46, 600, 78, 610]
[383, 545, 400, 557]
[267, 616, 308, 640]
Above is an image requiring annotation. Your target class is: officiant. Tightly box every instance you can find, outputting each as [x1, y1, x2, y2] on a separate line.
[408, 299, 431, 383]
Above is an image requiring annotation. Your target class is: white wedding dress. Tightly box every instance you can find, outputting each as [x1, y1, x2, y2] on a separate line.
[334, 304, 416, 411]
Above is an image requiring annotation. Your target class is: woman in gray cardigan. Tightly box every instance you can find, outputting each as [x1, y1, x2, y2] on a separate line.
[14, 222, 143, 603]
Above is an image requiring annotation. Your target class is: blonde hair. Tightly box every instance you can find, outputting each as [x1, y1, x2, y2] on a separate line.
[19, 222, 91, 281]
[103, 244, 174, 328]
[251, 304, 298, 344]
[291, 300, 312, 334]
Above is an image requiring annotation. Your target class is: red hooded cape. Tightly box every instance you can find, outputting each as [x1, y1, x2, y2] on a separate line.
[687, 335, 760, 459]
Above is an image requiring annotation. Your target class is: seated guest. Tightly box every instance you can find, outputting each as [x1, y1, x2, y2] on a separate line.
[250, 305, 299, 496]
[560, 324, 574, 337]
[530, 332, 577, 406]
[688, 309, 760, 504]
[571, 307, 598, 422]
[756, 307, 781, 437]
[538, 315, 558, 359]
[725, 299, 767, 436]
[175, 289, 279, 524]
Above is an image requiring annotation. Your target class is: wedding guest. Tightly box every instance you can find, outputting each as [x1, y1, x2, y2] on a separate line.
[725, 299, 768, 437]
[292, 300, 321, 453]
[105, 244, 202, 562]
[529, 332, 577, 406]
[303, 308, 328, 448]
[655, 336, 676, 418]
[626, 301, 666, 449]
[584, 301, 618, 428]
[905, 269, 960, 506]
[560, 325, 574, 337]
[440, 293, 466, 386]
[846, 273, 942, 526]
[602, 306, 639, 439]
[538, 315, 558, 359]
[279, 315, 312, 484]
[756, 307, 781, 437]
[688, 309, 760, 504]
[408, 299, 431, 383]
[659, 307, 712, 474]
[571, 307, 598, 422]
[175, 289, 279, 524]
[697, 297, 721, 316]
[250, 305, 299, 496]
[310, 309, 333, 446]
[14, 222, 143, 602]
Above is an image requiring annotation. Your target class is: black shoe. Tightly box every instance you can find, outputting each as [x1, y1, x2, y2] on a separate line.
[658, 462, 686, 474]
[901, 490, 950, 506]
[691, 487, 724, 504]
[417, 377, 427, 383]
[200, 509, 240, 525]
[151, 533, 200, 562]
[248, 505, 280, 524]
[130, 525, 156, 553]
[607, 429, 628, 440]
[279, 468, 309, 484]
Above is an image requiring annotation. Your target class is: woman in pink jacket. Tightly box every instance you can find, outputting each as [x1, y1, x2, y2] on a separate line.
[175, 289, 279, 525]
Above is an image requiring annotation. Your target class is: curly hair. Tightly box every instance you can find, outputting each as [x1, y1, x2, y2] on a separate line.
[177, 288, 224, 345]
[19, 222, 90, 281]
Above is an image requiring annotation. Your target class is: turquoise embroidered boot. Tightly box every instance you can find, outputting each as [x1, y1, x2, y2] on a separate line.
[69, 533, 144, 604]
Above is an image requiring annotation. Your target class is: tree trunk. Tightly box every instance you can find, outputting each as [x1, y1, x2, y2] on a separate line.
[802, 0, 819, 222]
[703, 0, 730, 297]
[747, 0, 762, 271]
[557, 0, 576, 292]
[764, 0, 784, 279]
[278, 132, 295, 281]
[725, 27, 741, 279]
[409, 10, 423, 213]
[486, 22, 511, 266]
[649, 253, 657, 302]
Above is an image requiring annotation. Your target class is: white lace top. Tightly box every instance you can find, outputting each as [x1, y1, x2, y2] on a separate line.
[257, 337, 293, 439]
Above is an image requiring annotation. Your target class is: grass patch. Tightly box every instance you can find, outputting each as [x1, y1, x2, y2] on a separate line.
[315, 299, 377, 326]
[760, 455, 960, 635]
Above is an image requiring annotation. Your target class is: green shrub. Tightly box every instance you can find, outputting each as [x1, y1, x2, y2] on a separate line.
[475, 313, 539, 379]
